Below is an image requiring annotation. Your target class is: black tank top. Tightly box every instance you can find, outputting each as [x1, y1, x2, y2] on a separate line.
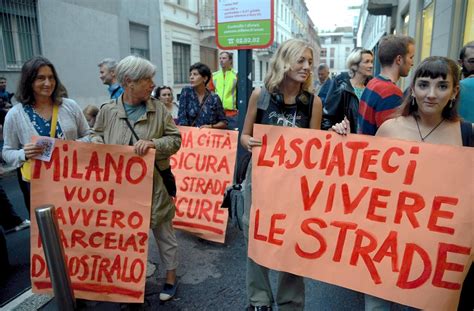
[258, 91, 312, 129]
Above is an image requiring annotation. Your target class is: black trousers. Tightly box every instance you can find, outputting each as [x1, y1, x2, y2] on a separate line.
[458, 264, 473, 311]
[0, 182, 22, 230]
[16, 168, 30, 217]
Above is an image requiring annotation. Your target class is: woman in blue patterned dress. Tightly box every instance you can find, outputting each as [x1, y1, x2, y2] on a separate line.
[177, 62, 227, 129]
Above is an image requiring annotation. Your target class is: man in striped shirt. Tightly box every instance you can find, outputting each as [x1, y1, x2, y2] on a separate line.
[357, 35, 415, 135]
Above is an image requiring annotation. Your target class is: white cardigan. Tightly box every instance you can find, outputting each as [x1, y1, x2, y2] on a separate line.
[2, 98, 91, 168]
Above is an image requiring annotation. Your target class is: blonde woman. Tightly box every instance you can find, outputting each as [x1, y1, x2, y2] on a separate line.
[322, 48, 373, 133]
[240, 38, 322, 310]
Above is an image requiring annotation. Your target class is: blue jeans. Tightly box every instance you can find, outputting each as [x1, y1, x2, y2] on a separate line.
[365, 294, 419, 311]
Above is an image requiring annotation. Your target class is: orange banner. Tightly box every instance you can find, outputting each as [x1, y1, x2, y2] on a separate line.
[249, 124, 473, 310]
[30, 138, 155, 303]
[171, 126, 238, 243]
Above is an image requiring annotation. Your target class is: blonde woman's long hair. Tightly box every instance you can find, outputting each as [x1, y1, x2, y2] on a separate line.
[264, 39, 314, 93]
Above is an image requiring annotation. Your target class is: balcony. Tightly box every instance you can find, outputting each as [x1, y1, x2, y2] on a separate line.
[367, 0, 397, 16]
[254, 41, 280, 57]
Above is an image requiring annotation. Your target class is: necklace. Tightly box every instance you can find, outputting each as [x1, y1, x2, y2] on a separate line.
[414, 116, 445, 142]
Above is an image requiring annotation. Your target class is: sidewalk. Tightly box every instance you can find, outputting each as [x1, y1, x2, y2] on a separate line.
[3, 233, 166, 310]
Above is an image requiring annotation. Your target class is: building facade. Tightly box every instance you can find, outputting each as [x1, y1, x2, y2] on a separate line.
[253, 0, 320, 87]
[319, 27, 355, 76]
[0, 0, 165, 107]
[357, 0, 473, 79]
[0, 0, 322, 107]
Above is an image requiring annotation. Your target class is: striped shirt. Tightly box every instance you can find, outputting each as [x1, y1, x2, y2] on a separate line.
[357, 75, 403, 135]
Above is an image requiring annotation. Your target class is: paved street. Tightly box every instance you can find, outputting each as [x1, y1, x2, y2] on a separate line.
[2, 169, 366, 311]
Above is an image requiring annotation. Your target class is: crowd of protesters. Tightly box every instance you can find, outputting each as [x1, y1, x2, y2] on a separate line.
[0, 36, 472, 310]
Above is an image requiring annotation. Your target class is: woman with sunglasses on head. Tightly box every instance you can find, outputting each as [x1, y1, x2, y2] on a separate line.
[154, 86, 179, 121]
[177, 62, 227, 129]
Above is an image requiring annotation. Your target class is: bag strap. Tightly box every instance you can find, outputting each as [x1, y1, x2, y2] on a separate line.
[110, 86, 121, 99]
[255, 86, 271, 124]
[191, 91, 210, 127]
[257, 86, 271, 110]
[307, 92, 314, 125]
[123, 117, 161, 172]
[460, 120, 474, 147]
[50, 104, 59, 138]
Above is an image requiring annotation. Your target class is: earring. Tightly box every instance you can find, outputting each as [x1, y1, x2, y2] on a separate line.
[411, 96, 416, 106]
[449, 98, 454, 108]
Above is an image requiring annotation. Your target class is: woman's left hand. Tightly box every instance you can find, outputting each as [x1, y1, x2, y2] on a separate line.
[134, 140, 155, 156]
[331, 117, 350, 136]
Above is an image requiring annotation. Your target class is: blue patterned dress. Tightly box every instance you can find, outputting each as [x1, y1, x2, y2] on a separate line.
[23, 105, 64, 138]
[177, 86, 227, 127]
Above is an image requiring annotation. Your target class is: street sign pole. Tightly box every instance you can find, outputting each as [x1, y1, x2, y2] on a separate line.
[236, 49, 253, 167]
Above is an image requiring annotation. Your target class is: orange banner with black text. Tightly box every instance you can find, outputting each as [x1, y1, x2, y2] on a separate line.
[30, 138, 155, 303]
[248, 124, 473, 310]
[171, 126, 238, 243]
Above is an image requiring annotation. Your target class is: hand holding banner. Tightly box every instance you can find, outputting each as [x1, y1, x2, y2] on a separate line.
[249, 124, 473, 310]
[30, 138, 155, 303]
[171, 126, 238, 243]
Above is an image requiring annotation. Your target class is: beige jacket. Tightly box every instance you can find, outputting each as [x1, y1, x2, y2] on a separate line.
[91, 96, 181, 228]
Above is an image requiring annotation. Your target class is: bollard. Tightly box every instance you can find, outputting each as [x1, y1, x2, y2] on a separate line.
[35, 204, 75, 311]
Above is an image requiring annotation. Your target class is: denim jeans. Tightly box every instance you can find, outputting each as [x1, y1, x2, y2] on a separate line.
[242, 162, 305, 310]
[365, 294, 419, 311]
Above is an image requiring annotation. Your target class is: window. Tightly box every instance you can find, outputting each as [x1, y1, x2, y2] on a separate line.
[330, 59, 334, 68]
[200, 46, 217, 72]
[420, 1, 434, 60]
[130, 22, 149, 59]
[320, 48, 327, 57]
[464, 0, 474, 44]
[172, 42, 190, 84]
[0, 0, 41, 69]
[251, 60, 255, 81]
[401, 13, 409, 36]
[332, 36, 341, 44]
[330, 48, 335, 57]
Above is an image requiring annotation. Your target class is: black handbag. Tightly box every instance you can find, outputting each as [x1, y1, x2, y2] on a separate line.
[221, 152, 251, 230]
[124, 118, 177, 197]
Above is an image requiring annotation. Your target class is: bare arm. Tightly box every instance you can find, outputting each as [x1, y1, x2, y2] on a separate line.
[310, 95, 323, 129]
[375, 118, 396, 138]
[240, 88, 262, 151]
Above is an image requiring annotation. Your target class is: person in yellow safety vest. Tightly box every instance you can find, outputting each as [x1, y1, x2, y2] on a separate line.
[211, 51, 238, 129]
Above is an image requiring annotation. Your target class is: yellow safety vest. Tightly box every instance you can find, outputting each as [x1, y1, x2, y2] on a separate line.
[212, 69, 237, 110]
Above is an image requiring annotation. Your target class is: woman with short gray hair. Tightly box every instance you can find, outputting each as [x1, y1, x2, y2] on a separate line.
[91, 55, 181, 301]
[322, 48, 374, 133]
